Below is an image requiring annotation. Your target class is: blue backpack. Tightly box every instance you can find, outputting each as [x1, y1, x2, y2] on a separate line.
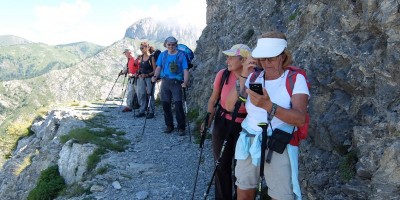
[177, 44, 194, 69]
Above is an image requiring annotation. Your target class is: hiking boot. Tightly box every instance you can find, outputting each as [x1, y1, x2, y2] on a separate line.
[122, 107, 132, 112]
[177, 129, 185, 136]
[146, 113, 154, 119]
[132, 104, 140, 109]
[163, 126, 174, 134]
[135, 113, 145, 118]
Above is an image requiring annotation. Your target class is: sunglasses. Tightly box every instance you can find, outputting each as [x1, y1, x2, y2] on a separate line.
[258, 56, 280, 62]
[140, 46, 147, 50]
[166, 43, 176, 47]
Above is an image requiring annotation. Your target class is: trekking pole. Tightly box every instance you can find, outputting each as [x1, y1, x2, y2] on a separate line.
[133, 77, 137, 119]
[119, 75, 129, 110]
[183, 87, 191, 142]
[203, 100, 242, 200]
[257, 123, 269, 200]
[191, 112, 211, 200]
[100, 71, 121, 110]
[140, 81, 155, 136]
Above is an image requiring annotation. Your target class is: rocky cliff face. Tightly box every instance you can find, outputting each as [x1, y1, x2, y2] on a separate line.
[191, 0, 399, 199]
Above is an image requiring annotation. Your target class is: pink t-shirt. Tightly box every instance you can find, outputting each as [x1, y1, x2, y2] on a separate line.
[213, 69, 247, 123]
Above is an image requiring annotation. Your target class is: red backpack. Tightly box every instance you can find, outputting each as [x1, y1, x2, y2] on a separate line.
[285, 66, 311, 146]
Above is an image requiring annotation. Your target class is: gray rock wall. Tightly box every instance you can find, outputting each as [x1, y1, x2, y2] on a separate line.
[191, 0, 400, 199]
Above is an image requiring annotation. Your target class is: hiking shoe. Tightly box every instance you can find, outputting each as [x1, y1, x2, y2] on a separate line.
[146, 113, 154, 119]
[122, 107, 132, 112]
[163, 126, 174, 133]
[177, 129, 185, 136]
[136, 113, 145, 118]
[132, 104, 140, 109]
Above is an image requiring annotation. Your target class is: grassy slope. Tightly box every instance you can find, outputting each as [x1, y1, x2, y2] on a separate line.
[0, 42, 103, 81]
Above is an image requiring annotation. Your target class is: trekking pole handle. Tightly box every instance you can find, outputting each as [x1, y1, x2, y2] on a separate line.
[200, 112, 210, 148]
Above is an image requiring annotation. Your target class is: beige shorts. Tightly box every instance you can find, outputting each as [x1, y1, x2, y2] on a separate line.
[235, 147, 294, 200]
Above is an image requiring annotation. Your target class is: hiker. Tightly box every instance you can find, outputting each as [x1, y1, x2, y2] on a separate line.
[201, 44, 251, 200]
[135, 41, 156, 118]
[119, 47, 140, 112]
[151, 36, 189, 136]
[228, 31, 310, 200]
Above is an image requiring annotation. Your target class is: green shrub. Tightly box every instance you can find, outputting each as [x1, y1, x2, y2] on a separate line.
[60, 127, 129, 171]
[60, 128, 128, 151]
[87, 148, 107, 171]
[289, 13, 297, 21]
[96, 165, 110, 175]
[339, 150, 357, 181]
[242, 28, 255, 41]
[188, 109, 199, 121]
[27, 165, 66, 200]
[60, 183, 90, 198]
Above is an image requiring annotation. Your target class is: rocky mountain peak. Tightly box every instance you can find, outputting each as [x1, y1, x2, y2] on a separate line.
[124, 17, 202, 49]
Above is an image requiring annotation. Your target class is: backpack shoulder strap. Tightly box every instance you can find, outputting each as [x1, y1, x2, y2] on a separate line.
[148, 54, 153, 66]
[214, 68, 230, 108]
[162, 51, 168, 68]
[219, 68, 230, 91]
[285, 66, 302, 97]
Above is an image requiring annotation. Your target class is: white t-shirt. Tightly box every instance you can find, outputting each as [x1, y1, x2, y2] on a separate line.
[244, 69, 310, 132]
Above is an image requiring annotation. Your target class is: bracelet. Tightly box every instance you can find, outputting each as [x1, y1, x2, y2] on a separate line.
[268, 103, 277, 122]
[240, 75, 248, 79]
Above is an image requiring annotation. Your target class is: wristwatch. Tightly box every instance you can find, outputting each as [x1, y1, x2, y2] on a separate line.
[268, 103, 277, 122]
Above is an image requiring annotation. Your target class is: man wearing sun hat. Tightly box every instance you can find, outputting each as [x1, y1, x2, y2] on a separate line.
[201, 44, 251, 199]
[152, 36, 189, 135]
[119, 46, 140, 112]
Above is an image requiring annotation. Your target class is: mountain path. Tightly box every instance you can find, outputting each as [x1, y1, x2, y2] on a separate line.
[63, 101, 216, 200]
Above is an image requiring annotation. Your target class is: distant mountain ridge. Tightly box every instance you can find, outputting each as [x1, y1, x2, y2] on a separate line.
[0, 35, 32, 46]
[124, 17, 201, 50]
[0, 41, 104, 81]
[0, 17, 202, 167]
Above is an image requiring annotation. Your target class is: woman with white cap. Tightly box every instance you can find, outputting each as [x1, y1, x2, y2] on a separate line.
[227, 31, 309, 200]
[201, 44, 251, 199]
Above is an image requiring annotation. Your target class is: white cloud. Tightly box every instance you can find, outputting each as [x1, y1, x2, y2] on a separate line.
[120, 0, 206, 28]
[32, 0, 93, 45]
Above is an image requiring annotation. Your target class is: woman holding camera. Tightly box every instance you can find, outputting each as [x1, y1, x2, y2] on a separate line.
[226, 31, 309, 200]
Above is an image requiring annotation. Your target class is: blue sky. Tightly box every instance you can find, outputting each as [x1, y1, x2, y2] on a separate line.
[0, 0, 206, 46]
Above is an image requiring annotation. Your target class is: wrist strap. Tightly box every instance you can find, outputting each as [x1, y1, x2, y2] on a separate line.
[267, 103, 277, 122]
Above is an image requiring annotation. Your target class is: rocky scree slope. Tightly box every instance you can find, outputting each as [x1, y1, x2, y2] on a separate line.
[190, 0, 400, 199]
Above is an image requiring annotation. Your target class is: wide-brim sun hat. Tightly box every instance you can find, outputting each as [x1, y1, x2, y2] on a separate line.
[251, 38, 287, 58]
[222, 44, 251, 57]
